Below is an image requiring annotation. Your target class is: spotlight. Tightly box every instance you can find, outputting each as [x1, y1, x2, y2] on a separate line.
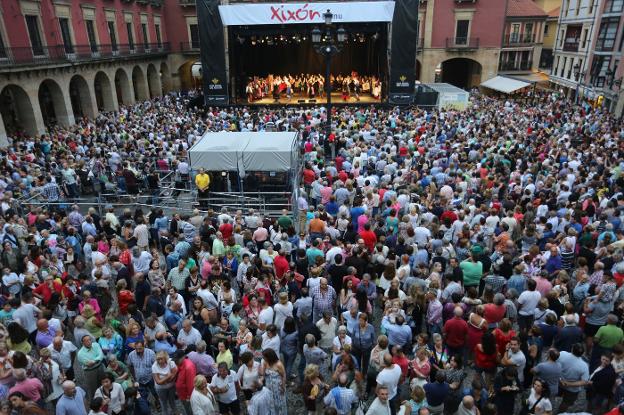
[267, 37, 274, 45]
[237, 35, 245, 44]
[251, 35, 257, 45]
[372, 32, 379, 40]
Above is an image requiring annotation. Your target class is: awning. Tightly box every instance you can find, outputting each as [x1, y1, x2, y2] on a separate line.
[480, 76, 531, 94]
[510, 72, 550, 83]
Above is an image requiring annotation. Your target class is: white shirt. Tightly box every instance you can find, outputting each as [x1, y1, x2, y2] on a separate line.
[376, 364, 402, 399]
[261, 333, 280, 352]
[94, 382, 125, 414]
[47, 340, 77, 370]
[273, 302, 293, 330]
[257, 307, 274, 334]
[13, 303, 40, 333]
[177, 327, 202, 348]
[518, 290, 541, 316]
[190, 388, 219, 415]
[210, 371, 239, 403]
[237, 361, 261, 390]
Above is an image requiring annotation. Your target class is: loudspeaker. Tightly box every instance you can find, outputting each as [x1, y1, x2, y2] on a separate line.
[308, 99, 317, 103]
[297, 99, 306, 104]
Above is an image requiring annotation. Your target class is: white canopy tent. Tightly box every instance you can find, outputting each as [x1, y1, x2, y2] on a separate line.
[189, 131, 299, 175]
[480, 76, 531, 94]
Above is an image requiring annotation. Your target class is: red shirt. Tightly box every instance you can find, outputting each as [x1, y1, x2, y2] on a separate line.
[118, 289, 135, 314]
[493, 328, 516, 355]
[440, 210, 458, 223]
[219, 223, 233, 240]
[33, 281, 62, 303]
[443, 317, 468, 348]
[274, 255, 290, 279]
[359, 230, 377, 252]
[303, 169, 316, 185]
[392, 355, 409, 379]
[483, 304, 506, 326]
[175, 358, 197, 400]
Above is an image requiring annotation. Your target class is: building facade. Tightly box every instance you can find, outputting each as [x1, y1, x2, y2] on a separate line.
[549, 0, 624, 115]
[534, 0, 562, 69]
[499, 0, 547, 75]
[418, 0, 507, 89]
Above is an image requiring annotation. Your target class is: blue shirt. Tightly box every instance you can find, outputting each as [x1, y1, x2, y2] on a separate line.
[56, 387, 87, 415]
[164, 309, 183, 332]
[424, 381, 450, 406]
[381, 317, 412, 347]
[558, 351, 589, 392]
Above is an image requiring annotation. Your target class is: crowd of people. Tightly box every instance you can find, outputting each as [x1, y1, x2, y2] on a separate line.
[244, 73, 382, 103]
[0, 88, 623, 415]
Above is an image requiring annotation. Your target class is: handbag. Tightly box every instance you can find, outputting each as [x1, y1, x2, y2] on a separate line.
[354, 399, 368, 415]
[519, 395, 543, 415]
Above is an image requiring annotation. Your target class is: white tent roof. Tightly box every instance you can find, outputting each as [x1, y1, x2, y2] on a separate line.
[480, 76, 531, 94]
[188, 132, 248, 172]
[189, 131, 298, 173]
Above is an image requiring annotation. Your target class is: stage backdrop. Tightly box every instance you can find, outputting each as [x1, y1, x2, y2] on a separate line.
[388, 0, 418, 105]
[198, 0, 229, 106]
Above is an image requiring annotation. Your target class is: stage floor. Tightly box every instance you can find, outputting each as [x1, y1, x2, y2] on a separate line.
[243, 92, 381, 105]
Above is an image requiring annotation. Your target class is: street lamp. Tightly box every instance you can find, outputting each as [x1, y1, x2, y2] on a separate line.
[573, 63, 582, 104]
[312, 9, 346, 158]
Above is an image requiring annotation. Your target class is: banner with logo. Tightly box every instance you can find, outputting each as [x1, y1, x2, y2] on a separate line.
[198, 0, 229, 105]
[218, 1, 395, 26]
[388, 0, 418, 105]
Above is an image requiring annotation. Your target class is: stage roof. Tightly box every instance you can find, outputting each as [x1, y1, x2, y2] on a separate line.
[189, 131, 298, 173]
[480, 76, 531, 94]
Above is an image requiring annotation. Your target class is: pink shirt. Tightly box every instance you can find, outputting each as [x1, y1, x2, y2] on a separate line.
[9, 378, 44, 402]
[357, 214, 369, 232]
[534, 276, 553, 297]
[252, 227, 268, 242]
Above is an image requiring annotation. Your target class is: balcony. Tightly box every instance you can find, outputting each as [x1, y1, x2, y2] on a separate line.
[0, 42, 170, 67]
[180, 41, 200, 52]
[562, 41, 580, 52]
[499, 60, 533, 72]
[446, 37, 479, 50]
[503, 33, 536, 46]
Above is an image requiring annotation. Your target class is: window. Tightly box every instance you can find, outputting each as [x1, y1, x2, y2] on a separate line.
[25, 15, 44, 56]
[589, 0, 595, 13]
[604, 0, 624, 12]
[455, 20, 469, 44]
[590, 55, 611, 86]
[189, 23, 199, 48]
[510, 23, 520, 43]
[58, 17, 73, 53]
[108, 21, 117, 51]
[85, 20, 98, 52]
[127, 22, 134, 49]
[524, 23, 533, 42]
[0, 31, 6, 59]
[559, 29, 565, 47]
[155, 24, 162, 48]
[575, 0, 580, 15]
[562, 56, 567, 77]
[596, 18, 619, 51]
[581, 28, 589, 48]
[141, 23, 148, 47]
[544, 24, 549, 35]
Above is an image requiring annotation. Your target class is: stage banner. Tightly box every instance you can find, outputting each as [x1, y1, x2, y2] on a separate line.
[218, 1, 395, 25]
[388, 0, 418, 105]
[198, 0, 229, 105]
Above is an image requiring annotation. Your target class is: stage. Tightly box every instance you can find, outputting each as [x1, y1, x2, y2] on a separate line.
[242, 91, 381, 105]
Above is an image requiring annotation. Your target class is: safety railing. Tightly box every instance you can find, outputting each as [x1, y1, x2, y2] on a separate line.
[0, 42, 170, 67]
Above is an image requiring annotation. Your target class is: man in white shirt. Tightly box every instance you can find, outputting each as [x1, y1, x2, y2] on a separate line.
[316, 312, 338, 350]
[376, 354, 402, 410]
[177, 319, 202, 349]
[47, 336, 77, 379]
[257, 297, 274, 335]
[366, 385, 391, 415]
[260, 325, 280, 352]
[210, 363, 240, 414]
[517, 278, 541, 333]
[501, 337, 526, 383]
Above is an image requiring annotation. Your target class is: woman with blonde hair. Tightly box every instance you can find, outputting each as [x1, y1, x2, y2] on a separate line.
[152, 351, 178, 415]
[190, 374, 219, 415]
[302, 364, 328, 415]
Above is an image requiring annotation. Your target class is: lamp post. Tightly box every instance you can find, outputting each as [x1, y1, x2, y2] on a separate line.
[573, 63, 582, 104]
[312, 9, 346, 159]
